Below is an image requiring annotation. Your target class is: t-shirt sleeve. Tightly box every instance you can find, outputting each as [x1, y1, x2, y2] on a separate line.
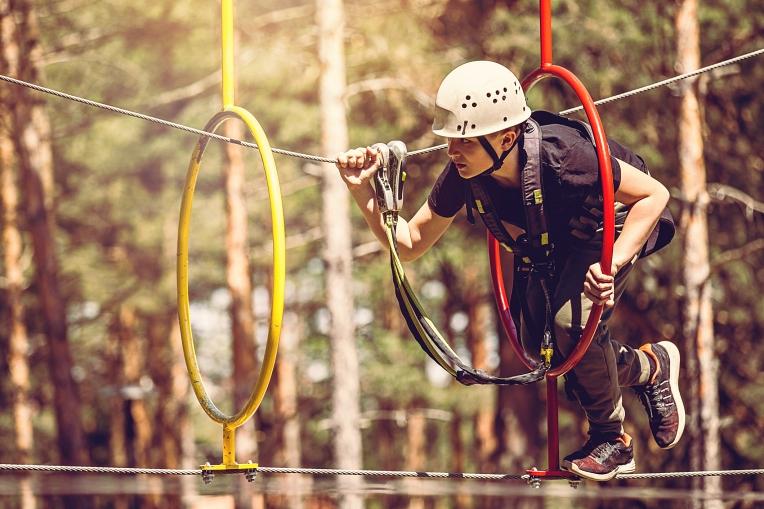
[558, 139, 622, 198]
[427, 162, 466, 217]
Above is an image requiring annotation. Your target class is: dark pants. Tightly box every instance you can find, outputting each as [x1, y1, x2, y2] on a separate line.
[519, 249, 651, 437]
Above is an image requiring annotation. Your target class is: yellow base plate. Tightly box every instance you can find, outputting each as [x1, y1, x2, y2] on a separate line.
[201, 462, 258, 473]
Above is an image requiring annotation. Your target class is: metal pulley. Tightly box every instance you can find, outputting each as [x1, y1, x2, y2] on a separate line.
[372, 141, 407, 216]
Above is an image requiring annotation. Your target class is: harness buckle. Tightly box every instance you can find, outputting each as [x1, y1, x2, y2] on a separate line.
[531, 258, 555, 278]
[540, 329, 554, 365]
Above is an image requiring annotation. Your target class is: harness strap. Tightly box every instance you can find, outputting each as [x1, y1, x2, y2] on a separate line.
[519, 120, 553, 255]
[467, 119, 554, 267]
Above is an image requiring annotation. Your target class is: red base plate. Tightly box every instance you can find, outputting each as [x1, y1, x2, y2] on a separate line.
[525, 468, 579, 480]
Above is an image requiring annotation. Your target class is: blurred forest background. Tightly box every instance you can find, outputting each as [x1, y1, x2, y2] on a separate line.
[0, 0, 762, 508]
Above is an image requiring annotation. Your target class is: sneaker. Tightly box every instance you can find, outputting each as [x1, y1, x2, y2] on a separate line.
[635, 341, 685, 449]
[561, 433, 636, 481]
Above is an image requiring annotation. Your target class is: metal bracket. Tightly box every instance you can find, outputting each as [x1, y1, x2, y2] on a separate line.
[200, 460, 258, 485]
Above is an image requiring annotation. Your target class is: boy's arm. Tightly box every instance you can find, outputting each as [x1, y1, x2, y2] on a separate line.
[611, 158, 671, 270]
[339, 147, 455, 262]
[584, 157, 670, 306]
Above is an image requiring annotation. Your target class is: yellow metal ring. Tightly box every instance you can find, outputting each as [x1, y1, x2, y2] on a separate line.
[177, 106, 285, 428]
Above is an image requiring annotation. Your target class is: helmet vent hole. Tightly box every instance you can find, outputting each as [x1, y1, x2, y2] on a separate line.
[503, 117, 508, 122]
[466, 95, 471, 100]
[493, 99, 498, 104]
[502, 96, 506, 100]
[504, 87, 508, 92]
[471, 124, 476, 129]
[462, 103, 467, 108]
[472, 102, 477, 107]
[487, 92, 491, 97]
[457, 125, 462, 131]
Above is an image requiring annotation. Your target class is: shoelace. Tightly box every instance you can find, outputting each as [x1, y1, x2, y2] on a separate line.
[591, 441, 621, 463]
[640, 380, 674, 417]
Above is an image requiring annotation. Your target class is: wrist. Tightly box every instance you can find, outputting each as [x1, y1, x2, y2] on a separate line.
[347, 179, 374, 194]
[612, 252, 636, 272]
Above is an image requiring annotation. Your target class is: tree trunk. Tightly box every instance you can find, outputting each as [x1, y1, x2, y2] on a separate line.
[147, 315, 195, 508]
[109, 306, 153, 467]
[107, 313, 128, 467]
[223, 117, 263, 509]
[223, 118, 260, 450]
[405, 409, 426, 509]
[463, 267, 497, 472]
[1, 0, 87, 465]
[450, 414, 470, 509]
[1, 91, 33, 464]
[676, 1, 721, 507]
[272, 310, 305, 509]
[0, 73, 37, 509]
[147, 316, 194, 468]
[122, 307, 153, 466]
[317, 1, 363, 509]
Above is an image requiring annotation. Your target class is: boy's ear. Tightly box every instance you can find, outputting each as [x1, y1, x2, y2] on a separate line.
[502, 128, 518, 149]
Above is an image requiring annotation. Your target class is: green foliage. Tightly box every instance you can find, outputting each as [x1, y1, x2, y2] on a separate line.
[1, 1, 762, 505]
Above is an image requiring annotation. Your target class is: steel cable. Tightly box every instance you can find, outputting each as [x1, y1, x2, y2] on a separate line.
[3, 463, 764, 481]
[1, 48, 760, 163]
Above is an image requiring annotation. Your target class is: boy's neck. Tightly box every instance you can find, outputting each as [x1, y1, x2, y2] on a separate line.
[488, 146, 521, 188]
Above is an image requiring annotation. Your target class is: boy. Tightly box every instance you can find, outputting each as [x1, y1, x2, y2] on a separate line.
[335, 61, 684, 481]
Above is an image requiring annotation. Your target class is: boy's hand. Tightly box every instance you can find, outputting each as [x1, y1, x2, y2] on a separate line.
[335, 146, 381, 188]
[584, 262, 617, 308]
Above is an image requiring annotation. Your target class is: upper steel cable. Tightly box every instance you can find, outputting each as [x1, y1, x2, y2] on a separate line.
[0, 74, 335, 164]
[0, 48, 761, 162]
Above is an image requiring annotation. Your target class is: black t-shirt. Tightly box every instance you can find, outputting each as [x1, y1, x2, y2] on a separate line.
[427, 119, 646, 251]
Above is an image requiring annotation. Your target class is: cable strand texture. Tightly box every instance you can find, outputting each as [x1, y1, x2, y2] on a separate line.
[0, 48, 760, 163]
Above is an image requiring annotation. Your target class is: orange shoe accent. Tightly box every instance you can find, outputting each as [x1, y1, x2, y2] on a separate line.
[639, 343, 660, 384]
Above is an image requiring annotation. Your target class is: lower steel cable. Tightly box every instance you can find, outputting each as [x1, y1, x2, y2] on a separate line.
[2, 463, 764, 481]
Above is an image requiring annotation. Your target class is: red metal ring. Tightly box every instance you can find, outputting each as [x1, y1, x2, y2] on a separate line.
[490, 65, 616, 379]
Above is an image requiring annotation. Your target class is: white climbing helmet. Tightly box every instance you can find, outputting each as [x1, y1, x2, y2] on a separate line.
[432, 61, 531, 138]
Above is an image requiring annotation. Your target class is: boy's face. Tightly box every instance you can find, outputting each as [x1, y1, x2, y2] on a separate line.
[446, 131, 508, 179]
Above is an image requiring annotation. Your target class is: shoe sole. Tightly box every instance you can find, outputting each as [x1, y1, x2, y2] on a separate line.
[561, 458, 636, 482]
[657, 341, 685, 449]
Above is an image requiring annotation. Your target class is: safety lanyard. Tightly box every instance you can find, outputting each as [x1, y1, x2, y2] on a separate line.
[374, 141, 552, 386]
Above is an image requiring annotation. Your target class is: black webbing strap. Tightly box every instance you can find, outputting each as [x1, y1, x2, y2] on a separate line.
[467, 119, 554, 266]
[466, 182, 518, 252]
[519, 120, 553, 255]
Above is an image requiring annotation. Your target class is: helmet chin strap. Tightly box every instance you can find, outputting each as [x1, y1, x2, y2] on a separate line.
[476, 134, 520, 176]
